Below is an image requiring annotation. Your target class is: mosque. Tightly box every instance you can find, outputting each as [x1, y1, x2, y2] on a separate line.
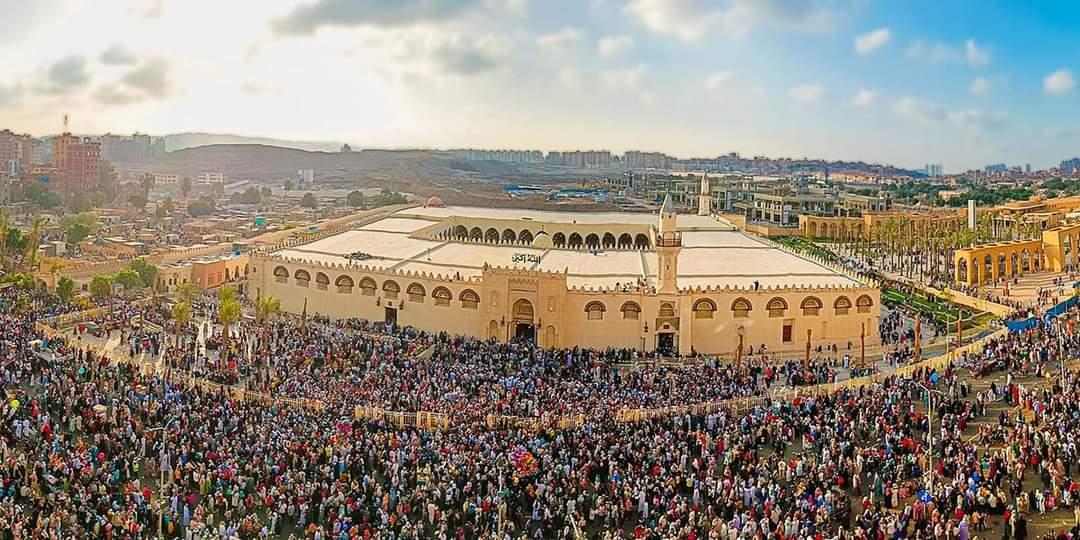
[247, 194, 880, 356]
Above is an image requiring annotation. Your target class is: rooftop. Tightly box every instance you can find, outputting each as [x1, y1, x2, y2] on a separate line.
[271, 206, 861, 290]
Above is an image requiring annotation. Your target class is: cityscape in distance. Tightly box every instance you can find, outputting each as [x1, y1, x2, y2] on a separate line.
[4, 1, 1080, 539]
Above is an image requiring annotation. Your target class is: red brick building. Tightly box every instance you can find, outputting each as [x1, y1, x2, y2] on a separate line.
[52, 133, 101, 193]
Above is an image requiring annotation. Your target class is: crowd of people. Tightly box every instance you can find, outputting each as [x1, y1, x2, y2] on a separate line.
[5, 282, 1080, 540]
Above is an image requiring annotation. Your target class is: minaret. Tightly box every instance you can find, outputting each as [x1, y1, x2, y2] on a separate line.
[656, 194, 681, 294]
[697, 174, 713, 216]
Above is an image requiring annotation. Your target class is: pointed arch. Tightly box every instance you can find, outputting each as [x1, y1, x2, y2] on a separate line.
[800, 296, 822, 316]
[693, 298, 717, 319]
[834, 295, 852, 315]
[273, 265, 288, 283]
[335, 275, 354, 294]
[359, 277, 377, 296]
[856, 294, 874, 314]
[382, 279, 400, 299]
[731, 297, 752, 318]
[406, 282, 426, 302]
[460, 288, 480, 309]
[584, 300, 606, 320]
[432, 286, 452, 306]
[766, 297, 788, 318]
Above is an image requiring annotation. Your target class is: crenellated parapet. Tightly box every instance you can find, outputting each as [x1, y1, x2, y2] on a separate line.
[258, 252, 483, 284]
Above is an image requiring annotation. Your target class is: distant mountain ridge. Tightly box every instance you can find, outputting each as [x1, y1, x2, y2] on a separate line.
[163, 132, 346, 153]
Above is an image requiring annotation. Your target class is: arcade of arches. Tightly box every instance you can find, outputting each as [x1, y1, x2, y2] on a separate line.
[953, 224, 1080, 286]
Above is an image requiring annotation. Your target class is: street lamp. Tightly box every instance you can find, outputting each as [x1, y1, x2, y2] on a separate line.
[915, 381, 947, 495]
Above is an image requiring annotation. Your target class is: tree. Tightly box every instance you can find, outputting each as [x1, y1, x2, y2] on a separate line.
[0, 210, 9, 272]
[255, 295, 280, 324]
[300, 192, 317, 209]
[180, 177, 192, 198]
[69, 191, 92, 212]
[66, 222, 92, 244]
[90, 274, 114, 300]
[240, 187, 261, 205]
[176, 281, 199, 305]
[129, 258, 159, 289]
[23, 216, 44, 271]
[170, 301, 192, 349]
[113, 268, 143, 292]
[140, 173, 155, 195]
[128, 193, 148, 211]
[217, 286, 242, 371]
[57, 276, 75, 304]
[188, 196, 216, 217]
[346, 190, 366, 208]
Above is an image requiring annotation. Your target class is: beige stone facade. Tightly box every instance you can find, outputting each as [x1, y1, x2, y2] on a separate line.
[248, 203, 881, 356]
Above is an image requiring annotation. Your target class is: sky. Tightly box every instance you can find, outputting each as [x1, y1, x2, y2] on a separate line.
[1, 0, 1078, 172]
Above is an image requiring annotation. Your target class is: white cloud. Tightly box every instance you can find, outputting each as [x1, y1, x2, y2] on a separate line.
[893, 97, 945, 124]
[558, 68, 582, 89]
[536, 27, 583, 49]
[601, 64, 652, 103]
[100, 44, 138, 66]
[787, 83, 827, 104]
[851, 89, 876, 107]
[273, 0, 483, 35]
[704, 71, 735, 91]
[969, 76, 991, 96]
[602, 65, 647, 90]
[965, 39, 990, 67]
[854, 28, 891, 56]
[626, 0, 839, 42]
[947, 109, 1007, 131]
[1044, 69, 1075, 95]
[907, 37, 991, 67]
[598, 35, 634, 57]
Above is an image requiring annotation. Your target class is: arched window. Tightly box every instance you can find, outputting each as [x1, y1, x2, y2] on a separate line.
[659, 302, 676, 318]
[693, 299, 717, 319]
[460, 289, 480, 309]
[407, 282, 426, 303]
[856, 294, 874, 314]
[335, 275, 354, 294]
[634, 233, 650, 249]
[273, 266, 288, 283]
[731, 297, 752, 318]
[834, 296, 852, 315]
[294, 269, 311, 287]
[602, 233, 616, 248]
[584, 301, 606, 320]
[359, 277, 377, 296]
[485, 228, 499, 244]
[383, 280, 400, 299]
[502, 229, 517, 244]
[453, 225, 468, 239]
[469, 227, 483, 241]
[553, 232, 566, 247]
[519, 230, 533, 244]
[800, 296, 823, 317]
[432, 286, 452, 306]
[618, 233, 633, 249]
[584, 233, 600, 249]
[766, 297, 788, 318]
[620, 301, 641, 320]
[315, 272, 330, 291]
[568, 233, 583, 248]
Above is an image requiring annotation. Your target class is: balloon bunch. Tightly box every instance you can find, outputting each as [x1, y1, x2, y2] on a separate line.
[509, 446, 538, 477]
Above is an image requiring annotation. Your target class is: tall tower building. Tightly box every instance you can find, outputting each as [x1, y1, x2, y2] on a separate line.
[656, 194, 681, 294]
[697, 174, 713, 216]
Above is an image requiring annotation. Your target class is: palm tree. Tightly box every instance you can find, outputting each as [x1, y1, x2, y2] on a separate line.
[176, 281, 199, 306]
[0, 210, 9, 272]
[255, 295, 280, 324]
[170, 301, 192, 349]
[23, 216, 44, 271]
[217, 286, 242, 374]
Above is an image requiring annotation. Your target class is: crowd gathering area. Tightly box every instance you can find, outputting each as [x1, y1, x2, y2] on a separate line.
[7, 284, 1080, 540]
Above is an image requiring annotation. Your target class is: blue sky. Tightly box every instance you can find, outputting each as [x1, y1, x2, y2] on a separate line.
[1, 0, 1078, 172]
